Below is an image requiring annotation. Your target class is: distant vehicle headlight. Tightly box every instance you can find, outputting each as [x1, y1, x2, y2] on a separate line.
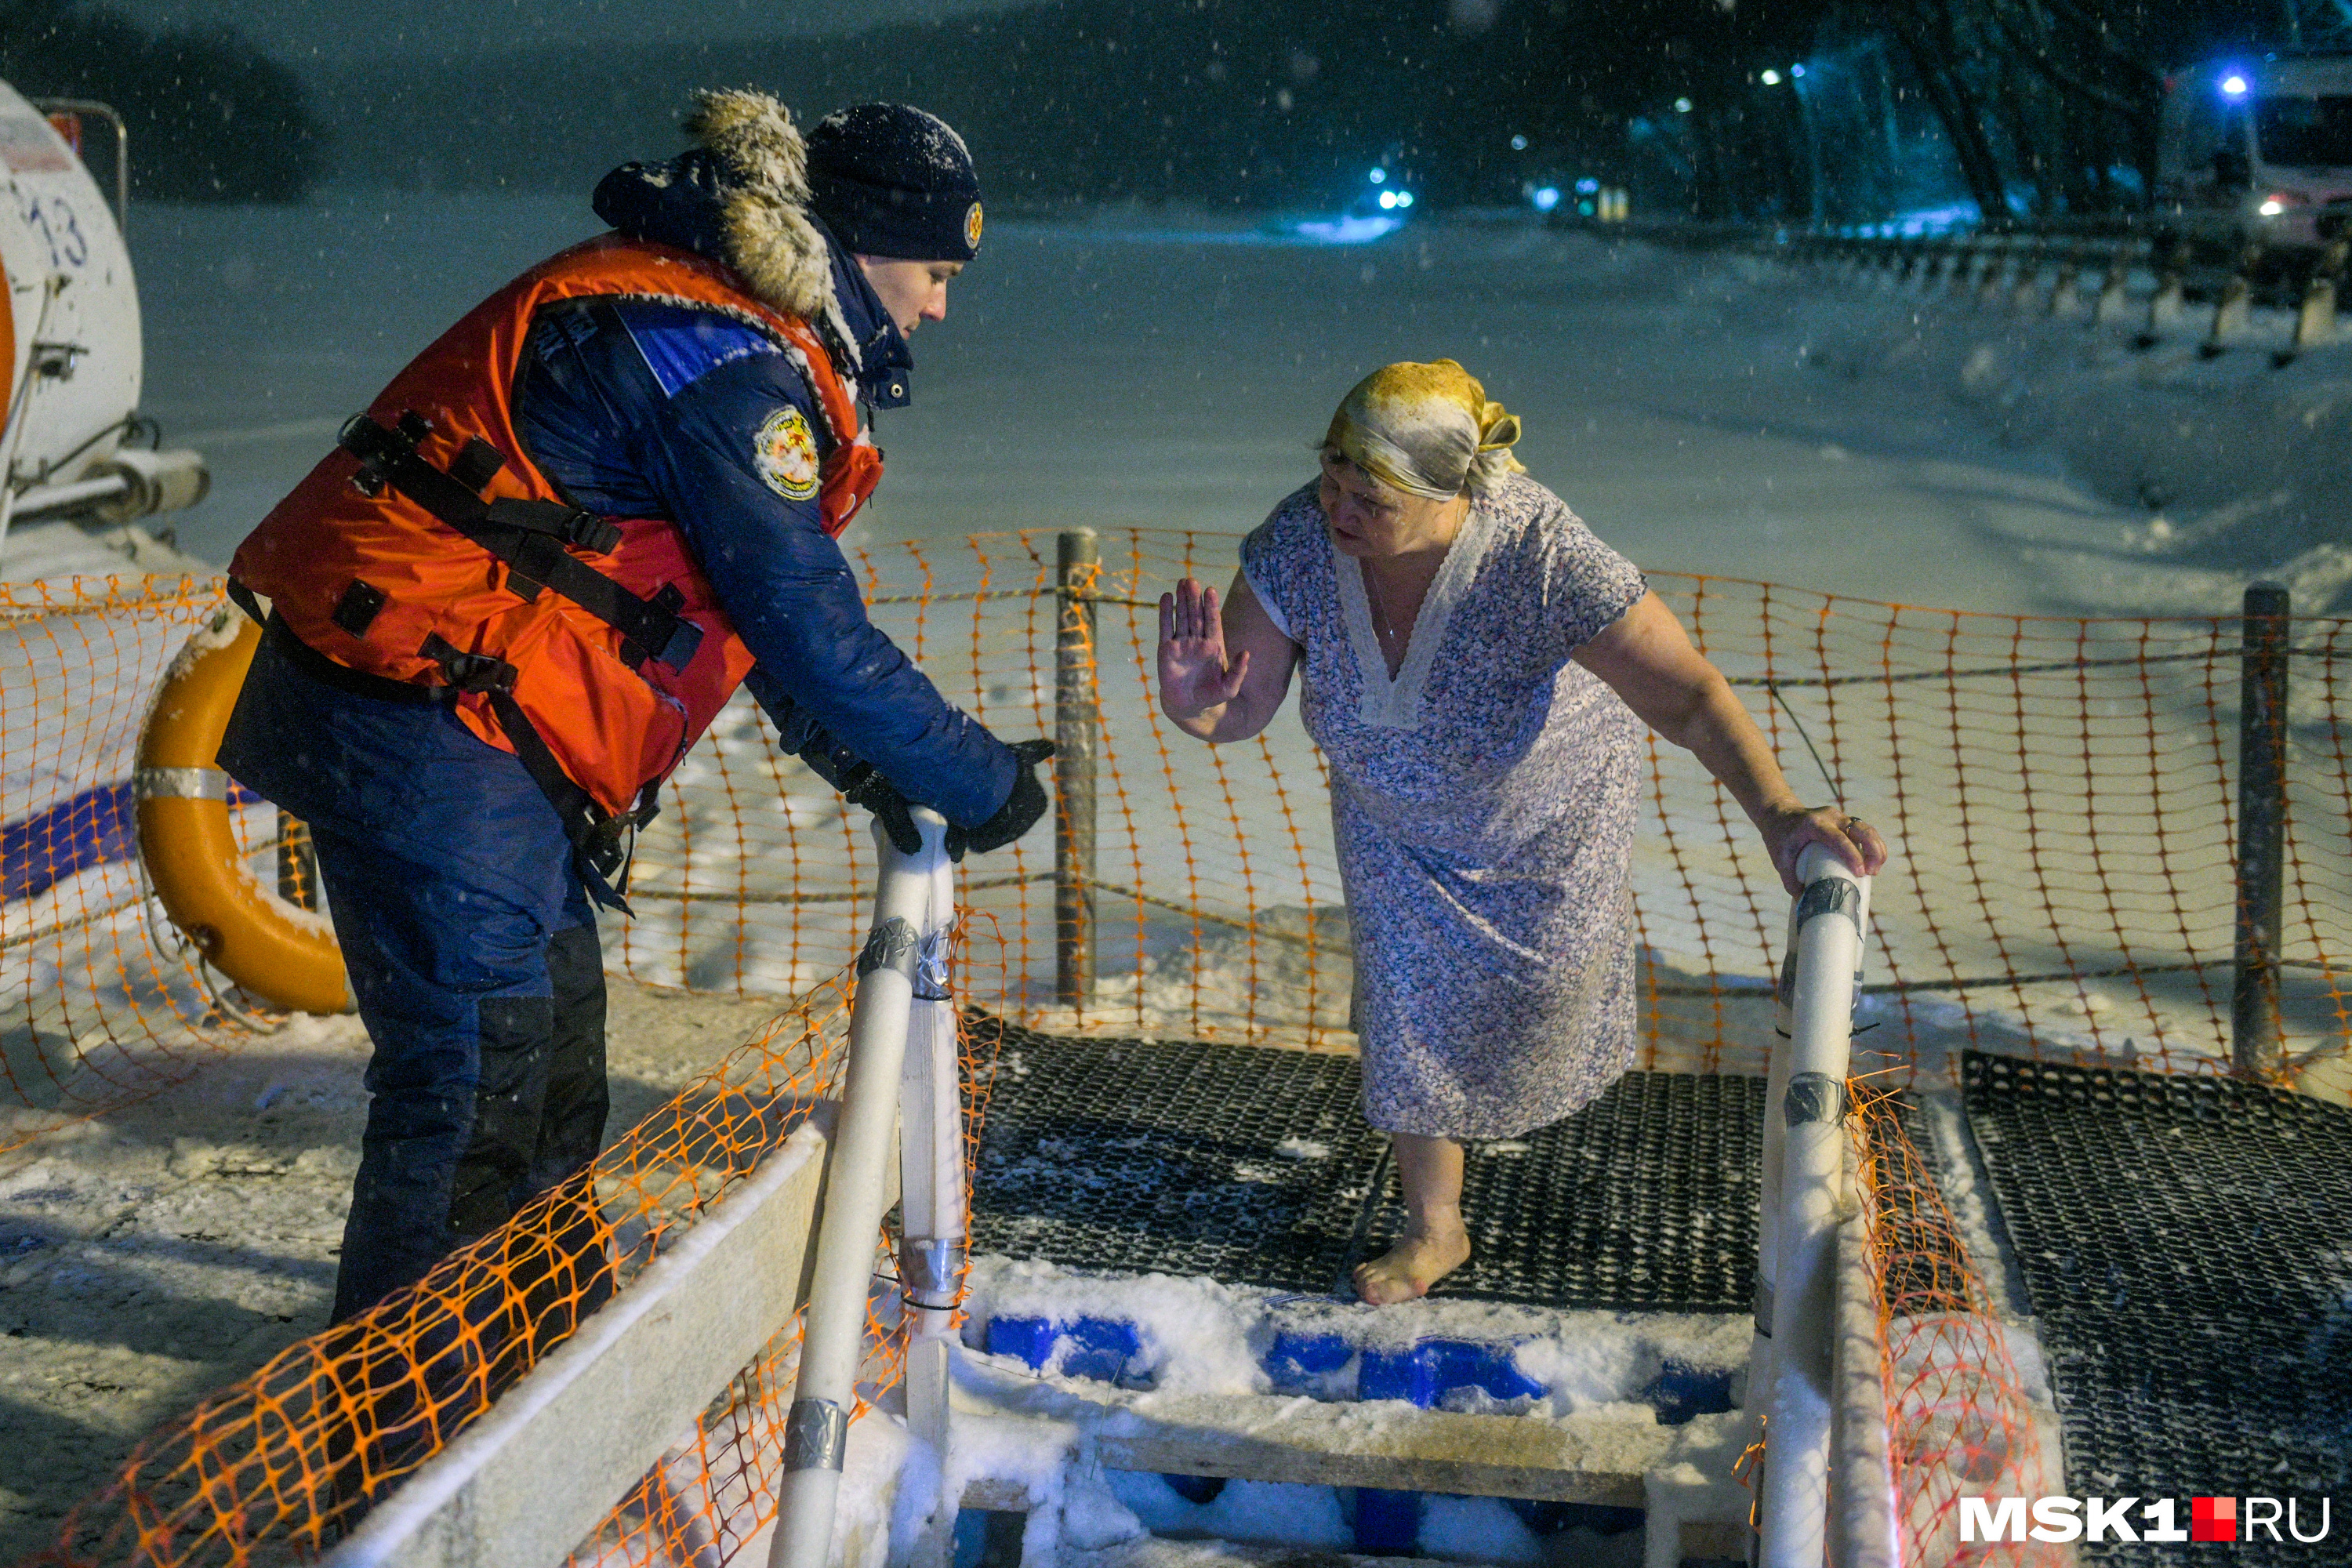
[2259, 190, 2311, 216]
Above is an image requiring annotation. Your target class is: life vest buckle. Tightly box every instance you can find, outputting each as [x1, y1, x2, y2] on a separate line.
[419, 632, 519, 695]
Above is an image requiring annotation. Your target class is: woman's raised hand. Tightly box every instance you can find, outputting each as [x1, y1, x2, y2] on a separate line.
[1157, 575, 1252, 722]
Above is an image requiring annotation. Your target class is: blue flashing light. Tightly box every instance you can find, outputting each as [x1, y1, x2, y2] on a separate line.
[1574, 176, 1600, 194]
[1531, 185, 1562, 212]
[1369, 167, 1388, 184]
[2221, 72, 2250, 99]
[1377, 190, 1398, 209]
[1789, 62, 1806, 78]
[1396, 191, 1414, 209]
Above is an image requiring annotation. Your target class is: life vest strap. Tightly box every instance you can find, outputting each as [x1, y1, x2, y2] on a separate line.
[260, 607, 456, 708]
[416, 630, 655, 909]
[338, 413, 702, 675]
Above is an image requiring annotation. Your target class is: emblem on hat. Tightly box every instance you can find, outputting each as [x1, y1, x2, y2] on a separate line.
[965, 201, 984, 251]
[753, 406, 821, 501]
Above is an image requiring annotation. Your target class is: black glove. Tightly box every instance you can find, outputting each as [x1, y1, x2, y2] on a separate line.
[844, 768, 927, 857]
[958, 739, 1055, 858]
[790, 728, 925, 855]
[796, 731, 1054, 862]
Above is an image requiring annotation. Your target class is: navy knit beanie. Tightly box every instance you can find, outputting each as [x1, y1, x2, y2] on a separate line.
[804, 103, 982, 263]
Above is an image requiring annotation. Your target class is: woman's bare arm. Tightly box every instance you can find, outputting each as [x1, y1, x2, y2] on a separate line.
[1156, 572, 1301, 743]
[1573, 591, 1889, 893]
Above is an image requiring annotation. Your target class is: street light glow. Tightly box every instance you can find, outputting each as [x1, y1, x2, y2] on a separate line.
[1369, 167, 1388, 184]
[1674, 96, 1693, 113]
[1510, 133, 1529, 151]
[1531, 185, 1562, 212]
[2221, 72, 2250, 98]
[1760, 69, 1782, 85]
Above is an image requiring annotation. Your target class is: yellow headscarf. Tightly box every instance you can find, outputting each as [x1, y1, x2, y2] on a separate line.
[1322, 359, 1525, 499]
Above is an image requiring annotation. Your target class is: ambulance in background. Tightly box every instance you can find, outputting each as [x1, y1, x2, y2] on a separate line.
[2155, 53, 2352, 252]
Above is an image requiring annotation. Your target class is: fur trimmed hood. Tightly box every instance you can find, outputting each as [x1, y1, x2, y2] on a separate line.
[677, 89, 832, 320]
[594, 90, 913, 403]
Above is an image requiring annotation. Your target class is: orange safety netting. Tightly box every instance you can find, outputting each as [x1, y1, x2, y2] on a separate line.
[33, 938, 1016, 1568]
[1849, 1086, 2061, 1567]
[0, 576, 287, 1156]
[5, 532, 2348, 1567]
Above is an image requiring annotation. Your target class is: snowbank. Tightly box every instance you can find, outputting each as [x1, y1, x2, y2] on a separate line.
[1737, 248, 2352, 615]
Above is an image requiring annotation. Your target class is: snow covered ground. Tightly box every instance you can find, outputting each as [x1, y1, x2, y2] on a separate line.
[124, 192, 2332, 619]
[4, 194, 2347, 1561]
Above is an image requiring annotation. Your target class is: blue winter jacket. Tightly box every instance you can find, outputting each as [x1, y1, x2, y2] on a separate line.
[506, 154, 1013, 827]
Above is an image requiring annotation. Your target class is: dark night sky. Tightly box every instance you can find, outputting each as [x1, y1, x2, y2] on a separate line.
[103, 0, 1029, 61]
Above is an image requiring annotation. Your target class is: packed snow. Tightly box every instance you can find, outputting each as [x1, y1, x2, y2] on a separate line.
[122, 195, 2352, 621]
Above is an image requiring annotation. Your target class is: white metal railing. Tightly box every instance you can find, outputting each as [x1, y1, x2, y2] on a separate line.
[1749, 843, 1874, 1568]
[768, 807, 966, 1568]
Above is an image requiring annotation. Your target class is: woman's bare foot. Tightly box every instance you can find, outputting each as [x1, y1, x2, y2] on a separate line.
[1351, 1217, 1472, 1305]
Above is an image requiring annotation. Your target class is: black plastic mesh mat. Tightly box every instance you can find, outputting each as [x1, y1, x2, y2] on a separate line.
[1963, 1053, 2352, 1563]
[965, 1019, 1764, 1308]
[965, 1022, 1385, 1290]
[1356, 1071, 1766, 1310]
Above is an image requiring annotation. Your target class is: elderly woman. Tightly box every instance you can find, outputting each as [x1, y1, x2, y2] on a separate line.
[1156, 361, 1888, 1304]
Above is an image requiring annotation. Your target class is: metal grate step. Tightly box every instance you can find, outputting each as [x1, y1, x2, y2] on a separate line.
[1962, 1052, 2352, 1566]
[966, 1019, 1763, 1310]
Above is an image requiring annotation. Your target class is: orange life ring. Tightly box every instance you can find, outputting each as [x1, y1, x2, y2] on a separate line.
[136, 608, 350, 1014]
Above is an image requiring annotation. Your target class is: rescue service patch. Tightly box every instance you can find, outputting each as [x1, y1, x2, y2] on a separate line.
[753, 406, 821, 501]
[965, 201, 985, 251]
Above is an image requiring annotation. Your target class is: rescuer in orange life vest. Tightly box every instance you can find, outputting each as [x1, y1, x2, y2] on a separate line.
[216, 93, 1051, 1323]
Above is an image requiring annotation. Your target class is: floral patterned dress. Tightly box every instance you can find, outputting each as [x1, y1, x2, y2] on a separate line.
[1240, 474, 1649, 1138]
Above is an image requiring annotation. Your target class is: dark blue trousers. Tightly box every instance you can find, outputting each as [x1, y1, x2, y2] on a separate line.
[219, 630, 611, 1323]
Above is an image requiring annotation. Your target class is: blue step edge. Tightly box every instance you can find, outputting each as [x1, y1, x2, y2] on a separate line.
[984, 1316, 1737, 1425]
[983, 1315, 1144, 1384]
[985, 1314, 1740, 1556]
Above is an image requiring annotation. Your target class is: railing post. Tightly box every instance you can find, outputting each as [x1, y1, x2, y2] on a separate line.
[768, 808, 953, 1568]
[2091, 240, 2137, 326]
[898, 837, 964, 1567]
[2233, 580, 2291, 1079]
[2137, 235, 2187, 347]
[1755, 844, 1871, 1568]
[2282, 237, 2346, 365]
[2044, 244, 2082, 318]
[1054, 529, 1099, 1008]
[2202, 241, 2261, 357]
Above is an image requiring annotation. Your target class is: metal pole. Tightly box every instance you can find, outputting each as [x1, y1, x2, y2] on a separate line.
[1757, 844, 1871, 1568]
[1054, 529, 1099, 1007]
[768, 808, 950, 1568]
[2233, 581, 2291, 1079]
[899, 844, 964, 1568]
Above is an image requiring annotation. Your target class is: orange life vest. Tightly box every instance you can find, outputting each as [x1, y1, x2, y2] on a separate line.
[230, 235, 883, 881]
